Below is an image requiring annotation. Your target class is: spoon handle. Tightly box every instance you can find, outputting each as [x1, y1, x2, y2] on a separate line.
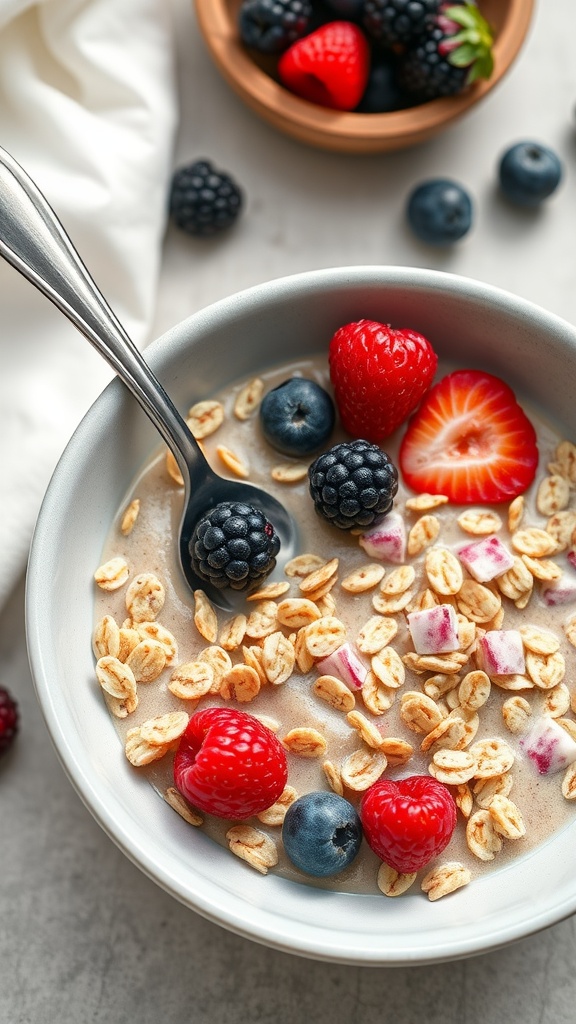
[0, 145, 201, 474]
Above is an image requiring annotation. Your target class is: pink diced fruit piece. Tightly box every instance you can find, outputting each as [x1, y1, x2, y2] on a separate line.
[407, 604, 460, 655]
[520, 717, 576, 775]
[458, 535, 515, 583]
[477, 630, 525, 676]
[541, 563, 576, 606]
[316, 642, 367, 690]
[359, 511, 406, 564]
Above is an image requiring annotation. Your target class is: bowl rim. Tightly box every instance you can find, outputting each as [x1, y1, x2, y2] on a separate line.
[26, 265, 576, 965]
[194, 0, 536, 151]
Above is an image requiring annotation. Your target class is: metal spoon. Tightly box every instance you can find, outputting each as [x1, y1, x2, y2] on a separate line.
[0, 146, 295, 609]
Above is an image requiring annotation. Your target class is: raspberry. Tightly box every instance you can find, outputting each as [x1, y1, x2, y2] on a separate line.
[0, 686, 19, 759]
[169, 160, 243, 237]
[173, 707, 288, 819]
[360, 775, 457, 873]
[239, 0, 313, 54]
[278, 21, 370, 112]
[190, 501, 281, 592]
[308, 440, 398, 531]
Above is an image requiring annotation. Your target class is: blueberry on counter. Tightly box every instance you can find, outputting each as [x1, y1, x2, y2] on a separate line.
[498, 141, 563, 208]
[282, 792, 363, 877]
[406, 178, 473, 245]
[259, 378, 335, 457]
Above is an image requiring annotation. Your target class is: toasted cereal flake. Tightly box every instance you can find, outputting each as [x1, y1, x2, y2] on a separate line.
[126, 639, 167, 682]
[169, 660, 214, 701]
[220, 664, 261, 702]
[361, 671, 396, 715]
[125, 727, 172, 767]
[421, 863, 471, 901]
[558, 718, 576, 743]
[218, 613, 247, 651]
[488, 794, 526, 839]
[512, 528, 558, 558]
[120, 498, 140, 536]
[469, 738, 515, 778]
[256, 786, 298, 826]
[198, 646, 233, 688]
[341, 748, 387, 791]
[282, 727, 327, 758]
[193, 589, 218, 643]
[117, 627, 141, 663]
[420, 711, 471, 754]
[245, 600, 278, 638]
[140, 711, 189, 746]
[454, 783, 473, 818]
[357, 615, 398, 654]
[546, 510, 576, 551]
[94, 556, 130, 591]
[553, 440, 576, 483]
[565, 616, 576, 649]
[262, 631, 295, 685]
[405, 493, 449, 511]
[371, 646, 405, 690]
[315, 592, 338, 617]
[429, 749, 477, 786]
[425, 547, 463, 596]
[458, 510, 502, 535]
[135, 621, 178, 664]
[292, 628, 315, 673]
[234, 377, 264, 420]
[125, 573, 165, 622]
[216, 444, 249, 478]
[521, 555, 562, 582]
[341, 564, 386, 593]
[400, 693, 444, 735]
[380, 565, 416, 596]
[323, 759, 344, 795]
[472, 773, 513, 808]
[304, 617, 347, 659]
[378, 737, 413, 766]
[346, 709, 384, 749]
[299, 558, 339, 595]
[496, 557, 534, 601]
[466, 809, 503, 861]
[377, 863, 417, 896]
[407, 515, 440, 556]
[285, 553, 326, 577]
[107, 692, 139, 719]
[271, 463, 308, 484]
[525, 649, 565, 689]
[165, 449, 184, 486]
[96, 656, 137, 700]
[187, 399, 224, 438]
[519, 624, 561, 655]
[502, 696, 532, 734]
[313, 674, 356, 712]
[508, 495, 524, 532]
[424, 673, 462, 701]
[537, 474, 570, 516]
[542, 684, 571, 718]
[226, 825, 278, 874]
[276, 598, 320, 629]
[165, 787, 203, 826]
[456, 580, 501, 623]
[93, 615, 120, 659]
[491, 673, 533, 692]
[561, 762, 576, 799]
[372, 589, 413, 614]
[246, 581, 290, 602]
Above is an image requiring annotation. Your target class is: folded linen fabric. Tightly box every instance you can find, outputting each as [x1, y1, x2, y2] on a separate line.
[0, 0, 177, 610]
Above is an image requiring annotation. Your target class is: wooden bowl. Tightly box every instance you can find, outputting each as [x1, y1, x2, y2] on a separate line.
[194, 0, 534, 154]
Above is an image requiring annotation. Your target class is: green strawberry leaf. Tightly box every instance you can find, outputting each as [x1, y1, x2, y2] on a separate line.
[443, 4, 479, 30]
[445, 3, 495, 81]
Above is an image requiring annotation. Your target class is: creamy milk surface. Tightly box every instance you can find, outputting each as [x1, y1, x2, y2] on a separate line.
[93, 356, 576, 896]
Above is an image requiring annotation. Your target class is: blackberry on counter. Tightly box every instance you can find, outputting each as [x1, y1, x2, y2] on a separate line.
[190, 502, 280, 591]
[0, 686, 19, 759]
[362, 0, 440, 47]
[169, 160, 243, 237]
[239, 0, 313, 54]
[308, 440, 398, 530]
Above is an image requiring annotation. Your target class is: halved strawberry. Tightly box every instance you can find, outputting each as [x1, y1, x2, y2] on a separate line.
[398, 369, 538, 504]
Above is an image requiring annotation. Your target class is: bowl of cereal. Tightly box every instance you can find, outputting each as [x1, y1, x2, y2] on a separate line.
[194, 0, 534, 153]
[27, 265, 576, 965]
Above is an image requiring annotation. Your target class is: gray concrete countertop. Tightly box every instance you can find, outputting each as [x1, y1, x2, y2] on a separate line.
[3, 1, 576, 1020]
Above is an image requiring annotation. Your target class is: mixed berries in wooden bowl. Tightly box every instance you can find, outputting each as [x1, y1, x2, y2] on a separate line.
[194, 0, 534, 153]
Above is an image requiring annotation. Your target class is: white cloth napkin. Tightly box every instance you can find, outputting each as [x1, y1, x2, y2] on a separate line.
[0, 0, 177, 611]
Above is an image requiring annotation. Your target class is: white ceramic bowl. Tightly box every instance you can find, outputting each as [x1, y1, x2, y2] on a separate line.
[27, 266, 576, 965]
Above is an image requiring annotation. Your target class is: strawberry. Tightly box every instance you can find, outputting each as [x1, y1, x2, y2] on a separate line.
[173, 706, 288, 819]
[328, 319, 438, 442]
[277, 21, 370, 111]
[399, 369, 539, 504]
[360, 775, 457, 874]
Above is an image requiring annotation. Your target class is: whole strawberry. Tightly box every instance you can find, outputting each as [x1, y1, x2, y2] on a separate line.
[173, 707, 288, 819]
[360, 775, 457, 873]
[278, 21, 370, 111]
[328, 319, 438, 443]
[0, 686, 19, 759]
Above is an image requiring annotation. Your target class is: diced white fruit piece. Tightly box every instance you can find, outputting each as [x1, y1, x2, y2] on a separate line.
[359, 511, 406, 564]
[458, 535, 515, 583]
[541, 563, 576, 606]
[407, 604, 460, 655]
[316, 642, 367, 690]
[519, 717, 576, 775]
[477, 630, 526, 676]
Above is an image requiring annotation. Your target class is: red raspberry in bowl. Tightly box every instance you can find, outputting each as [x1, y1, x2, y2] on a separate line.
[360, 774, 457, 873]
[173, 707, 288, 819]
[278, 21, 370, 111]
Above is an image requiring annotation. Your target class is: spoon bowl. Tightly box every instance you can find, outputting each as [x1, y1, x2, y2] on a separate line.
[0, 146, 296, 608]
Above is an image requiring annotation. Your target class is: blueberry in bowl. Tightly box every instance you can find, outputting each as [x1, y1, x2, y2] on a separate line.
[259, 377, 335, 456]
